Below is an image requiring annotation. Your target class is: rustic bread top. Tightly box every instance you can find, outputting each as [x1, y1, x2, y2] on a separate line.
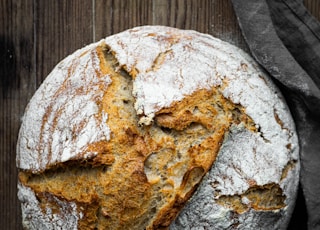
[17, 26, 299, 229]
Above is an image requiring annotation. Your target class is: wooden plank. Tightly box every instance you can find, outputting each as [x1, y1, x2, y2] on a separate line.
[95, 0, 248, 50]
[304, 0, 320, 21]
[94, 0, 153, 41]
[0, 0, 94, 229]
[35, 0, 94, 85]
[150, 0, 248, 50]
[0, 0, 35, 229]
[151, 0, 214, 33]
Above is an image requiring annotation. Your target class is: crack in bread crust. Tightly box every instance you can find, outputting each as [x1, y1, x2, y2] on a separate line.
[19, 44, 259, 230]
[215, 183, 286, 214]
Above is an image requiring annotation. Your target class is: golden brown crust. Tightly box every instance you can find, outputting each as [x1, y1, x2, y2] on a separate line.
[215, 183, 286, 214]
[18, 43, 258, 229]
[16, 26, 301, 230]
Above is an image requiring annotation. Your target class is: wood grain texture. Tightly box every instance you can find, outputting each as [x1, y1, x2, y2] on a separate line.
[0, 1, 34, 229]
[0, 0, 319, 229]
[95, 0, 153, 40]
[304, 0, 320, 21]
[35, 0, 93, 84]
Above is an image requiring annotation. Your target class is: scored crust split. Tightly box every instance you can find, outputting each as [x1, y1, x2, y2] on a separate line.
[16, 26, 300, 229]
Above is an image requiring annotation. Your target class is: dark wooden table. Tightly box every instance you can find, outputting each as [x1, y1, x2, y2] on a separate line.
[1, 1, 319, 229]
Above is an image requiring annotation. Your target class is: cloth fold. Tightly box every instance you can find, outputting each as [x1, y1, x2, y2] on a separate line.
[231, 0, 320, 229]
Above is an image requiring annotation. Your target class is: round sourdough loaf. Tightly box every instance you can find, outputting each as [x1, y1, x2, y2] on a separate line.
[17, 26, 299, 230]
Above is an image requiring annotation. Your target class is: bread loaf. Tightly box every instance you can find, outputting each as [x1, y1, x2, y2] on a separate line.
[16, 26, 300, 229]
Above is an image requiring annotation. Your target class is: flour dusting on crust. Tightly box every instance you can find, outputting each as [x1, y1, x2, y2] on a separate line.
[18, 183, 82, 229]
[17, 26, 299, 229]
[104, 26, 299, 229]
[17, 43, 111, 172]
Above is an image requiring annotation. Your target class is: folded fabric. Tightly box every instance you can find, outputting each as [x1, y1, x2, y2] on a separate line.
[231, 0, 320, 229]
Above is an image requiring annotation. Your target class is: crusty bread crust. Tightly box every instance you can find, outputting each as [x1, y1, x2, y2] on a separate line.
[17, 26, 299, 229]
